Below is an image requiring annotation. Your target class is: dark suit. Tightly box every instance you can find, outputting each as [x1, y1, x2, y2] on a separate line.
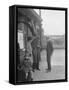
[46, 41, 53, 70]
[31, 37, 41, 70]
[16, 43, 26, 82]
[31, 38, 38, 70]
[36, 39, 41, 70]
[16, 43, 21, 81]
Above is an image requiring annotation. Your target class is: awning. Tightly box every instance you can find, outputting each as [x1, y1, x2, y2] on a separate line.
[18, 8, 42, 24]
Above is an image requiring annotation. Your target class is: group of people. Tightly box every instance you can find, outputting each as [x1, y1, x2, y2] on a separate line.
[16, 21, 54, 82]
[16, 36, 54, 82]
[16, 35, 41, 82]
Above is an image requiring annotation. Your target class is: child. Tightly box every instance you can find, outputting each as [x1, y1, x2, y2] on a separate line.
[22, 52, 33, 81]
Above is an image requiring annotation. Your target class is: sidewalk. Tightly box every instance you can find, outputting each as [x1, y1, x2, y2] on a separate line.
[32, 49, 65, 81]
[33, 65, 65, 81]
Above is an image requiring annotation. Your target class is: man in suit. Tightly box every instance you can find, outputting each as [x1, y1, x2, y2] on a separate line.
[16, 42, 26, 82]
[31, 36, 41, 71]
[31, 37, 38, 72]
[46, 39, 53, 72]
[36, 37, 41, 70]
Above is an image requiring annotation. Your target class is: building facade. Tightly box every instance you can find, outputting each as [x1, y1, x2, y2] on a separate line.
[17, 8, 42, 63]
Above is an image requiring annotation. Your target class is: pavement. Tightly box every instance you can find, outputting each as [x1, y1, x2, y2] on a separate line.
[33, 65, 65, 81]
[32, 49, 65, 81]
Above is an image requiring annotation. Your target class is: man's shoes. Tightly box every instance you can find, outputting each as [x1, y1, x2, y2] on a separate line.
[31, 78, 33, 81]
[33, 69, 35, 72]
[46, 69, 51, 73]
[37, 68, 40, 71]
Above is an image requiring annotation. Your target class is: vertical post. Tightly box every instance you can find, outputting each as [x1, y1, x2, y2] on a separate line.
[39, 9, 41, 17]
[39, 9, 42, 48]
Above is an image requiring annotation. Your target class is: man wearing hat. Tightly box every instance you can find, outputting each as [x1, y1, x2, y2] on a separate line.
[36, 36, 41, 70]
[46, 38, 53, 72]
